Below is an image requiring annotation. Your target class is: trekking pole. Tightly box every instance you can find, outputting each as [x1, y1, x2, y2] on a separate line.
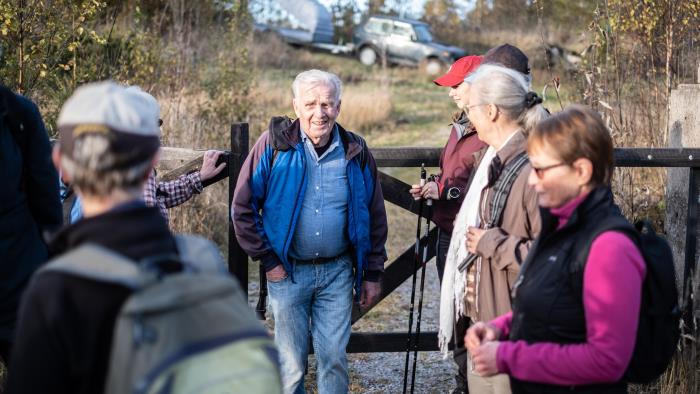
[403, 163, 427, 394]
[410, 175, 434, 394]
[255, 265, 267, 320]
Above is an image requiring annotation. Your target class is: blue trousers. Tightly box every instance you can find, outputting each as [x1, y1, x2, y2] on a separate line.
[267, 255, 353, 394]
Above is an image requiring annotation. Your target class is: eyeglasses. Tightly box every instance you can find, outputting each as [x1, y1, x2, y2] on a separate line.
[465, 103, 488, 115]
[531, 162, 568, 179]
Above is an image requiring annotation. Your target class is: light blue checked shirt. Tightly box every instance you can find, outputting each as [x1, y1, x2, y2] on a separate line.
[288, 126, 350, 260]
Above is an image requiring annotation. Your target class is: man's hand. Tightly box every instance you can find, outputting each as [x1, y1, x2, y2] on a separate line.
[409, 181, 439, 201]
[465, 321, 501, 354]
[266, 264, 287, 282]
[466, 226, 487, 254]
[199, 150, 227, 182]
[471, 341, 500, 377]
[360, 280, 381, 309]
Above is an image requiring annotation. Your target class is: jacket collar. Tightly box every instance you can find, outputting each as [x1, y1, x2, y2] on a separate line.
[451, 111, 477, 139]
[494, 129, 527, 166]
[271, 116, 363, 162]
[539, 186, 617, 237]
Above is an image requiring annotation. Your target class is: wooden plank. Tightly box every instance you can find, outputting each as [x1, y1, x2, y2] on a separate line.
[370, 147, 700, 168]
[378, 171, 429, 219]
[229, 124, 249, 292]
[346, 332, 440, 353]
[683, 168, 700, 324]
[372, 147, 441, 167]
[614, 148, 700, 168]
[158, 147, 204, 176]
[159, 146, 700, 174]
[306, 332, 441, 354]
[352, 227, 437, 323]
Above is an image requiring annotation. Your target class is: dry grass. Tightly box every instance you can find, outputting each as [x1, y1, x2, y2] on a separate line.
[337, 84, 393, 131]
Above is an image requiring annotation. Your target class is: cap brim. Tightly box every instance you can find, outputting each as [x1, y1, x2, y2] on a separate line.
[433, 73, 465, 87]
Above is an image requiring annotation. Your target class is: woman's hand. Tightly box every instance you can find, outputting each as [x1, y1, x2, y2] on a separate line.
[465, 321, 501, 354]
[466, 226, 487, 254]
[409, 181, 439, 201]
[471, 341, 500, 377]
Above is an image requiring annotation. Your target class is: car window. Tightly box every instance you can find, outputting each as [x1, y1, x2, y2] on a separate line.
[365, 18, 392, 35]
[392, 22, 414, 40]
[414, 25, 433, 43]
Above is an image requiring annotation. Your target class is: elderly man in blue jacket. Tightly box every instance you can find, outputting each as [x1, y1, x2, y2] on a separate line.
[232, 69, 388, 394]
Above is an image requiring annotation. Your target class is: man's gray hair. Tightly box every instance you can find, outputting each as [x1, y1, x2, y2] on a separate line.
[60, 134, 153, 197]
[466, 64, 548, 134]
[292, 69, 342, 102]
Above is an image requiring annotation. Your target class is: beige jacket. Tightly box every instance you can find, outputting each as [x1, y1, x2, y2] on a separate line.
[466, 130, 541, 322]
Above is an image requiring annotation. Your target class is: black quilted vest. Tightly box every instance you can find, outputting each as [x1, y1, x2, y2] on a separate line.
[508, 187, 633, 394]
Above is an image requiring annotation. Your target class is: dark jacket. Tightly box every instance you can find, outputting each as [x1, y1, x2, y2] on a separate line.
[7, 203, 177, 394]
[508, 187, 631, 394]
[232, 118, 388, 293]
[0, 86, 61, 342]
[432, 112, 487, 233]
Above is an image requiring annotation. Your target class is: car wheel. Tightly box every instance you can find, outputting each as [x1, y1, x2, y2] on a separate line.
[423, 58, 444, 76]
[358, 47, 378, 66]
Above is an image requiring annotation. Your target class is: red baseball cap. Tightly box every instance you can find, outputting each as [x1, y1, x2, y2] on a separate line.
[433, 55, 483, 87]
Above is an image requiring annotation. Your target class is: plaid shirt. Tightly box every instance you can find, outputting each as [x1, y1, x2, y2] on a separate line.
[143, 170, 203, 223]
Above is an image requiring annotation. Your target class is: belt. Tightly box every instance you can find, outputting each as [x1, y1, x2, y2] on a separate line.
[291, 252, 346, 265]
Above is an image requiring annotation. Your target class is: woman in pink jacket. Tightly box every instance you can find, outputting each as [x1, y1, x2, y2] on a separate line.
[465, 105, 646, 394]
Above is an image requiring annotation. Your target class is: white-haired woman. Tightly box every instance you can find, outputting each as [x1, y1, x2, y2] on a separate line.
[439, 64, 549, 394]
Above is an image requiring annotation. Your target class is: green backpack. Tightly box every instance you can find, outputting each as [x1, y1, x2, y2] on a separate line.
[40, 234, 282, 394]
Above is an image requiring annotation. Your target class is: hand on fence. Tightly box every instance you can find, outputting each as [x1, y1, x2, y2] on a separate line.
[199, 150, 227, 181]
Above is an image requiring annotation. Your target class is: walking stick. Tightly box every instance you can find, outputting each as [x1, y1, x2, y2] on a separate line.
[403, 164, 427, 394]
[410, 176, 434, 394]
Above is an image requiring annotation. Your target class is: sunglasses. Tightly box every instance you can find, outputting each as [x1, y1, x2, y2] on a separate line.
[531, 162, 568, 179]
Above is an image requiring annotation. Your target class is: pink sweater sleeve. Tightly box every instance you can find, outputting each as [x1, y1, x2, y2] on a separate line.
[490, 312, 513, 339]
[495, 231, 646, 385]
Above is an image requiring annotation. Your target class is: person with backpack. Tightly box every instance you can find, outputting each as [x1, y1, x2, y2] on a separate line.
[232, 69, 388, 394]
[464, 105, 676, 393]
[0, 85, 62, 366]
[439, 63, 549, 394]
[7, 81, 280, 394]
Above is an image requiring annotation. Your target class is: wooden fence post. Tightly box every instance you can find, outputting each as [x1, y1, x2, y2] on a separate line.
[666, 78, 700, 307]
[229, 123, 250, 293]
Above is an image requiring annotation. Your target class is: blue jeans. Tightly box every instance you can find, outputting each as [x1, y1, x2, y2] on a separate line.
[267, 254, 353, 394]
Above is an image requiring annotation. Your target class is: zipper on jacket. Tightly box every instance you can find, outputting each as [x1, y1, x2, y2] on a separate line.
[281, 144, 307, 281]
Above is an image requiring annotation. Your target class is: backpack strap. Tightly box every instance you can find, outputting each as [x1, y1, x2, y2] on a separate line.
[62, 189, 77, 225]
[268, 116, 293, 152]
[458, 152, 529, 273]
[39, 235, 225, 289]
[39, 244, 146, 289]
[486, 151, 530, 228]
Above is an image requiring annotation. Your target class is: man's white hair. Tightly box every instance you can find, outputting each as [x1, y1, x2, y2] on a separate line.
[292, 69, 342, 102]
